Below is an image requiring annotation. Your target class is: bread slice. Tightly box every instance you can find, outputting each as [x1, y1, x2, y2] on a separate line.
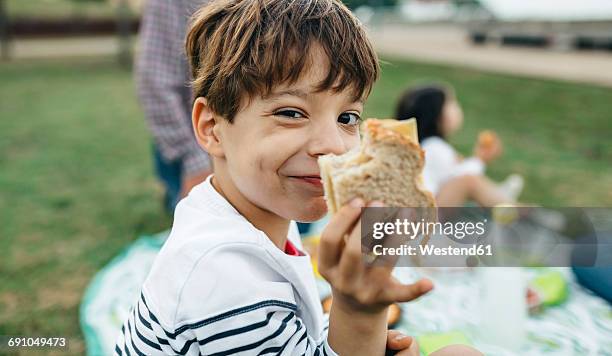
[318, 118, 435, 213]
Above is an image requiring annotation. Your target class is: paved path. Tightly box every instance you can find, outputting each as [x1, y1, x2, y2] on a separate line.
[368, 24, 612, 87]
[4, 35, 139, 63]
[8, 36, 121, 59]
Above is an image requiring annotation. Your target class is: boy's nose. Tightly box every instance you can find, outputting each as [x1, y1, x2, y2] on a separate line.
[307, 120, 349, 157]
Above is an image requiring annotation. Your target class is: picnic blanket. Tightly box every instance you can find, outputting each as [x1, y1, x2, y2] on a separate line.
[80, 230, 612, 356]
[80, 232, 167, 356]
[392, 267, 612, 355]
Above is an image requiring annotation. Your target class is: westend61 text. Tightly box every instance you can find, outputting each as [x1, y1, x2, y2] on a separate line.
[372, 244, 493, 257]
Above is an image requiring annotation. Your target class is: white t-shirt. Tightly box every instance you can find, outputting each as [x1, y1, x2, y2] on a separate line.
[422, 136, 485, 195]
[114, 176, 337, 356]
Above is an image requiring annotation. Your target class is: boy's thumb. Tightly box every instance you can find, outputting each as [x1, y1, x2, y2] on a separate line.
[386, 330, 413, 350]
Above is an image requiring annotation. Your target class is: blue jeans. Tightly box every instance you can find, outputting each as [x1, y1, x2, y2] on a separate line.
[153, 146, 182, 214]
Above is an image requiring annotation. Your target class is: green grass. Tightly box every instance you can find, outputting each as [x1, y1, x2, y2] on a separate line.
[0, 58, 171, 354]
[0, 56, 611, 354]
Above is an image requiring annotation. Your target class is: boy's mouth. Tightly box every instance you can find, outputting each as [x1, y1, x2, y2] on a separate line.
[288, 175, 323, 189]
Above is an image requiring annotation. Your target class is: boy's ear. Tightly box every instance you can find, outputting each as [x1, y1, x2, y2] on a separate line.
[192, 97, 225, 158]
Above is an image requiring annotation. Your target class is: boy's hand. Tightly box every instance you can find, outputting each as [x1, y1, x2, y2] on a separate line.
[318, 198, 433, 314]
[318, 198, 432, 355]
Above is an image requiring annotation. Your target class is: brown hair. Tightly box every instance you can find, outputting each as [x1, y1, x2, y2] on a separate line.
[186, 0, 379, 122]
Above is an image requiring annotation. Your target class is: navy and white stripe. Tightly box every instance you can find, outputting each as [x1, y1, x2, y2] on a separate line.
[115, 293, 336, 355]
[114, 177, 337, 355]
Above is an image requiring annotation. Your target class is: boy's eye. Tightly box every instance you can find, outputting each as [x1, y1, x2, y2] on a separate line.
[338, 112, 361, 126]
[274, 109, 305, 119]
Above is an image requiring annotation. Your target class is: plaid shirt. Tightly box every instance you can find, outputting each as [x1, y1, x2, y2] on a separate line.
[136, 0, 211, 176]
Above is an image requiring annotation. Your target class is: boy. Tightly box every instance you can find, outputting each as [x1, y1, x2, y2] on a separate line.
[116, 0, 482, 355]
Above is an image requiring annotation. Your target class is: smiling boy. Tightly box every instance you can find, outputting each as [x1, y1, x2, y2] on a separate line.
[114, 0, 483, 355]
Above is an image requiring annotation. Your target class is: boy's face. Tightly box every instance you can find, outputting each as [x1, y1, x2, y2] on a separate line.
[215, 46, 363, 222]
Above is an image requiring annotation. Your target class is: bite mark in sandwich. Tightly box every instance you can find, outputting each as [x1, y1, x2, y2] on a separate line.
[318, 118, 436, 213]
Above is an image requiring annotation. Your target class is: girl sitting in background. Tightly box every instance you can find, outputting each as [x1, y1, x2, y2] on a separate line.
[395, 83, 523, 207]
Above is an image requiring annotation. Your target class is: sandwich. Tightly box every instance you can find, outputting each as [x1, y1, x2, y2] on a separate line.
[318, 118, 436, 213]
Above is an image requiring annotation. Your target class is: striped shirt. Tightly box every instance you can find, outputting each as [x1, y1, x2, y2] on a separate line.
[114, 176, 338, 355]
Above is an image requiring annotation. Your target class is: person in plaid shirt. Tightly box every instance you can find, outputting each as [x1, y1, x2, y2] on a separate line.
[136, 0, 211, 212]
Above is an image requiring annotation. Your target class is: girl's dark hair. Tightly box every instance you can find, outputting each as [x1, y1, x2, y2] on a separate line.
[394, 84, 453, 141]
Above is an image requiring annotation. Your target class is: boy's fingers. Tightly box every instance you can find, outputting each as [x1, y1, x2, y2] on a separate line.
[337, 219, 364, 285]
[319, 198, 364, 270]
[364, 264, 395, 290]
[396, 339, 420, 356]
[337, 201, 384, 285]
[386, 330, 413, 350]
[383, 278, 434, 304]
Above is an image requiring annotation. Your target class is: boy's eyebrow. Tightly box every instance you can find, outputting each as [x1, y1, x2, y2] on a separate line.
[266, 88, 365, 104]
[266, 88, 310, 100]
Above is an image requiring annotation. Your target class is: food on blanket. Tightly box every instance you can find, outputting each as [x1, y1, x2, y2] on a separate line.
[417, 331, 472, 355]
[527, 272, 568, 314]
[530, 271, 568, 307]
[318, 118, 436, 214]
[322, 295, 332, 313]
[526, 287, 542, 314]
[387, 303, 401, 327]
[478, 130, 497, 150]
[321, 295, 402, 327]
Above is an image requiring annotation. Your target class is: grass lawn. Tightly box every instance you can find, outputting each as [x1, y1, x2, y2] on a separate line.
[0, 58, 171, 354]
[1, 56, 611, 354]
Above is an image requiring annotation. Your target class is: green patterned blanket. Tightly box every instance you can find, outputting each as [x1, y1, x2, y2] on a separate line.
[80, 232, 612, 355]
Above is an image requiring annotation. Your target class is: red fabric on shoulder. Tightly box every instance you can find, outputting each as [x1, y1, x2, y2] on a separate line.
[284, 239, 304, 256]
